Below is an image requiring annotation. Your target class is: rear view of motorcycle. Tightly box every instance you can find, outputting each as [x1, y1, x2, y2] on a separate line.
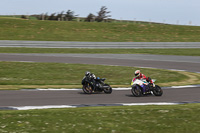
[131, 79, 163, 97]
[81, 72, 112, 94]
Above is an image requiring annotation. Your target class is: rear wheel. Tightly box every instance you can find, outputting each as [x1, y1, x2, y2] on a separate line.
[131, 85, 142, 97]
[103, 84, 112, 94]
[152, 85, 163, 96]
[82, 84, 93, 94]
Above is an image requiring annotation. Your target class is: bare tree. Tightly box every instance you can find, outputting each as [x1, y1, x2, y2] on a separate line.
[95, 6, 111, 22]
[56, 11, 65, 21]
[36, 13, 48, 20]
[85, 13, 95, 22]
[48, 13, 57, 20]
[65, 10, 76, 21]
[21, 15, 28, 19]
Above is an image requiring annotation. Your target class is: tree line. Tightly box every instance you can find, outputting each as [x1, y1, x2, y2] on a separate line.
[24, 6, 111, 22]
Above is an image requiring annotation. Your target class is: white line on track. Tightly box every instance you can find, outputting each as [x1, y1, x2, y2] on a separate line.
[9, 102, 181, 110]
[170, 85, 200, 88]
[35, 88, 81, 91]
[12, 105, 76, 110]
[121, 102, 179, 106]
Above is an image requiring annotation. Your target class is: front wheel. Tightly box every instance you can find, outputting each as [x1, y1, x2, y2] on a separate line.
[82, 84, 93, 94]
[131, 85, 142, 97]
[152, 85, 163, 96]
[103, 84, 112, 94]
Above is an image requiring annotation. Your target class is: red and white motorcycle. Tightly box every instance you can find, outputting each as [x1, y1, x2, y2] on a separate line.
[131, 79, 163, 97]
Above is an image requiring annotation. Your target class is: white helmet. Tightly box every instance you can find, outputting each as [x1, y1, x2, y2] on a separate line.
[85, 71, 91, 76]
[135, 70, 140, 77]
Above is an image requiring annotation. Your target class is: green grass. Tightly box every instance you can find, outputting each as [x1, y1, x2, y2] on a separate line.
[0, 47, 200, 56]
[0, 62, 186, 85]
[0, 104, 200, 132]
[1, 18, 200, 42]
[0, 61, 200, 90]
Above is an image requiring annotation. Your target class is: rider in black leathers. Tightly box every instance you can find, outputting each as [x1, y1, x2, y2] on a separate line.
[82, 71, 98, 91]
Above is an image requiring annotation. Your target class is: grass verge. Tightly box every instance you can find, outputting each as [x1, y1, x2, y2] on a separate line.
[0, 48, 200, 56]
[0, 104, 200, 132]
[1, 18, 200, 42]
[0, 61, 200, 90]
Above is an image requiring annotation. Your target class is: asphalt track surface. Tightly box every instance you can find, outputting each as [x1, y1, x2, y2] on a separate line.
[0, 53, 199, 72]
[0, 53, 200, 108]
[1, 40, 200, 48]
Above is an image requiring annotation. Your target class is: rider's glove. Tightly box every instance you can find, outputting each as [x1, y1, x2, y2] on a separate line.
[150, 83, 155, 88]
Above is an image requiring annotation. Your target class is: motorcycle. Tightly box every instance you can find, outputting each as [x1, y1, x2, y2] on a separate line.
[82, 76, 112, 94]
[131, 79, 163, 97]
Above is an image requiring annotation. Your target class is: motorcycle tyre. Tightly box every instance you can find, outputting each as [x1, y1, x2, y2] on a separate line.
[131, 85, 142, 97]
[103, 84, 112, 94]
[152, 85, 163, 96]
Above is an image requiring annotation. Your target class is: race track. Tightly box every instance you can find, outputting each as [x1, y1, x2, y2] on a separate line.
[0, 40, 200, 48]
[0, 52, 200, 109]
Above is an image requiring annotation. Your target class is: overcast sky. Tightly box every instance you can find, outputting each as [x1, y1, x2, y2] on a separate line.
[1, 0, 200, 26]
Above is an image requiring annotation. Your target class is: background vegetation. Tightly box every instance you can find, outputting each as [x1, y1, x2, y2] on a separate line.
[33, 6, 111, 22]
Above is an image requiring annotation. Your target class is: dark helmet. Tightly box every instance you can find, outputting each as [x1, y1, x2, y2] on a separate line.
[85, 71, 91, 76]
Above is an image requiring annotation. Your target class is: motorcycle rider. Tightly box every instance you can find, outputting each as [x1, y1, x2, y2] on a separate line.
[132, 70, 155, 92]
[82, 71, 97, 91]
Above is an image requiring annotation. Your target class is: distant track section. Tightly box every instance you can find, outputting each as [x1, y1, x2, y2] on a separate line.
[0, 40, 200, 48]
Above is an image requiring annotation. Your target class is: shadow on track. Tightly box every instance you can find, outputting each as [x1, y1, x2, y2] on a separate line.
[125, 94, 155, 97]
[78, 92, 107, 95]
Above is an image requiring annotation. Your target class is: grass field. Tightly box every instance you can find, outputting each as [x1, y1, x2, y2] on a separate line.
[0, 104, 200, 132]
[0, 47, 200, 56]
[1, 18, 200, 42]
[0, 61, 200, 90]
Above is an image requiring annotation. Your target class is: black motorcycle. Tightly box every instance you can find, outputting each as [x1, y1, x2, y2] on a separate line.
[82, 75, 112, 94]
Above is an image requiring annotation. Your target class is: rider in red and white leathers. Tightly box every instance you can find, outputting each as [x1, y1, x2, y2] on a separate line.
[132, 70, 155, 87]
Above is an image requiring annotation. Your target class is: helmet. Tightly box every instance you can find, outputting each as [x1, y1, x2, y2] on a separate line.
[135, 70, 140, 77]
[85, 71, 91, 76]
